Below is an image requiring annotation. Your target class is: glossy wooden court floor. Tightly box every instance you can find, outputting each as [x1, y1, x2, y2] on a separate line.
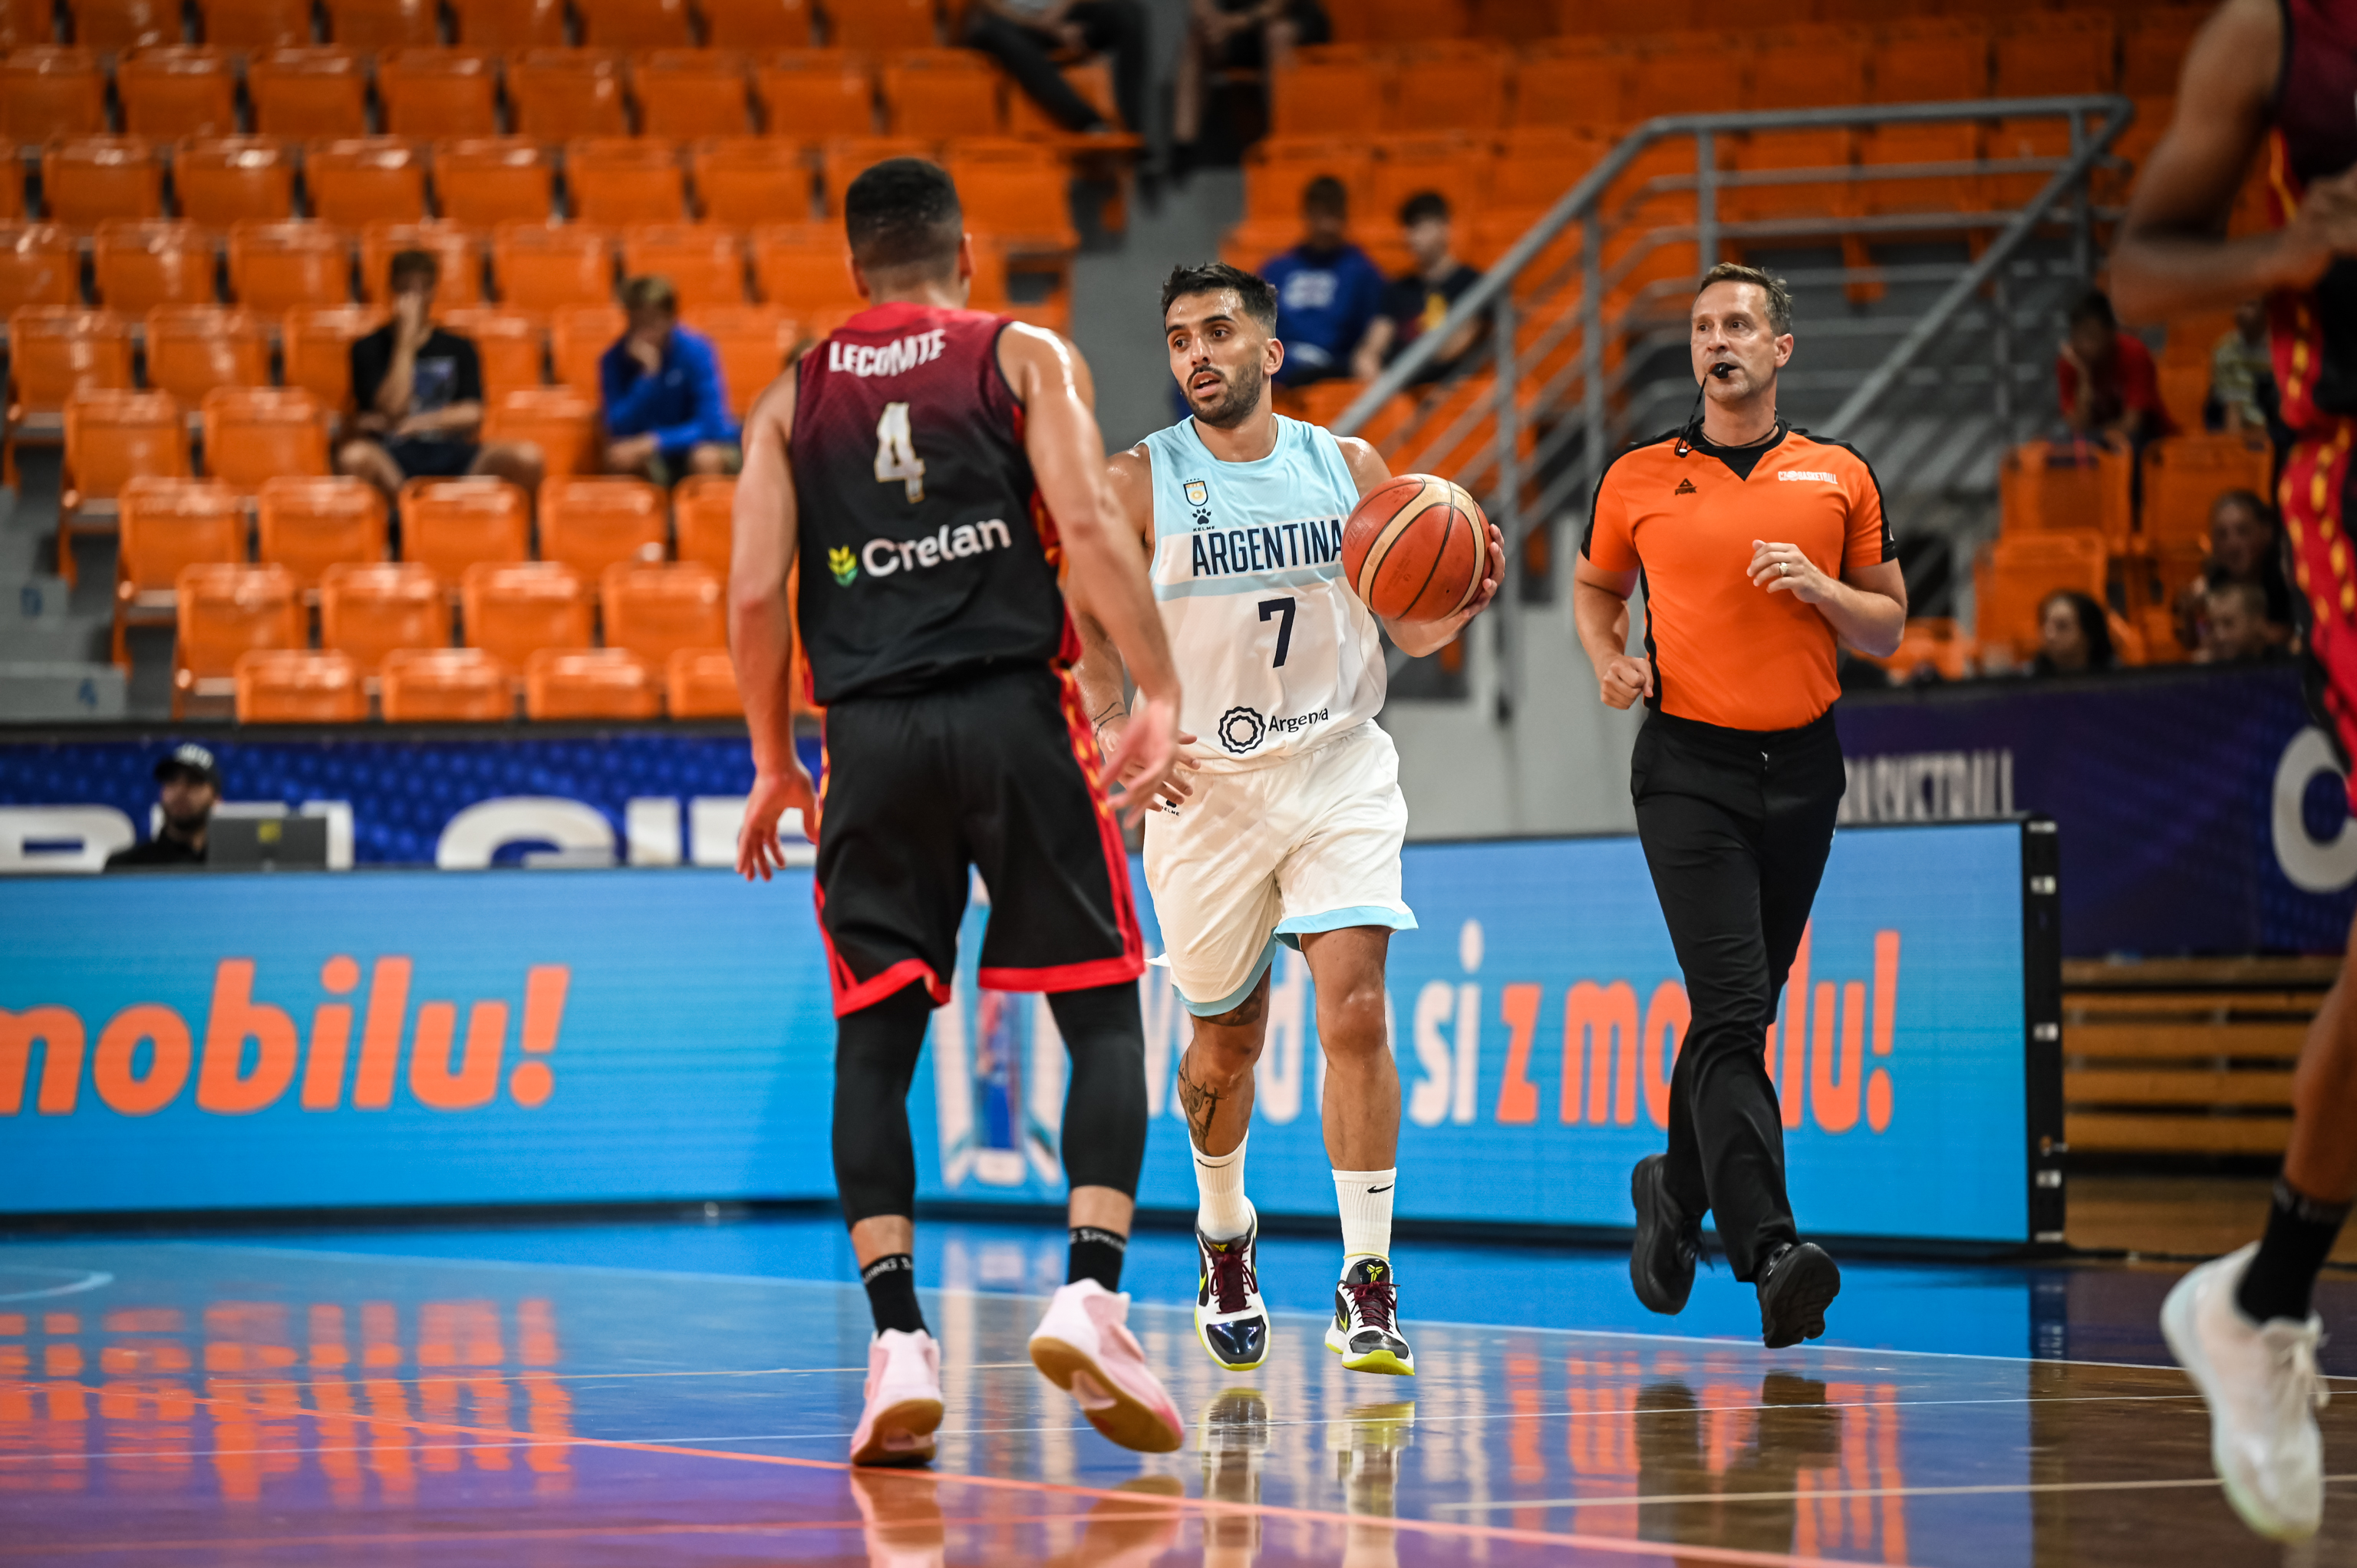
[3, 1221, 2353, 1566]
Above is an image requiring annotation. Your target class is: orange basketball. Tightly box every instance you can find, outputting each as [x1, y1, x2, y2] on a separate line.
[1340, 474, 1490, 624]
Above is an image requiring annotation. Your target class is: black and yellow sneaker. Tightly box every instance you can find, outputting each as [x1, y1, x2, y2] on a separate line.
[1324, 1257, 1414, 1375]
[1194, 1217, 1271, 1372]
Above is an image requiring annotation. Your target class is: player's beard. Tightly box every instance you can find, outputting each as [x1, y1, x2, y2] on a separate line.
[1192, 356, 1265, 430]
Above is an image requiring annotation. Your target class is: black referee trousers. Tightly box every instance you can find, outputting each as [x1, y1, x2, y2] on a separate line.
[1631, 707, 1846, 1282]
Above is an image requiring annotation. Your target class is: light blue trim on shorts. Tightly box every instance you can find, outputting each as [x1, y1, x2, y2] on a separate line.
[1273, 904, 1420, 950]
[1182, 934, 1281, 1018]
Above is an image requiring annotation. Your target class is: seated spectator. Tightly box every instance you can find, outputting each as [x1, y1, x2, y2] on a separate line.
[2057, 288, 2177, 445]
[337, 249, 543, 500]
[1174, 0, 1330, 175]
[600, 277, 740, 484]
[1351, 190, 1488, 387]
[2032, 590, 2115, 677]
[964, 0, 1146, 143]
[1261, 176, 1385, 389]
[2175, 489, 2294, 653]
[2207, 300, 2275, 433]
[105, 743, 218, 870]
[2199, 579, 2285, 664]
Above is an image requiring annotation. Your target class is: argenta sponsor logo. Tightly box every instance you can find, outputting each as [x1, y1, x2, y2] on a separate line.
[849, 519, 1014, 581]
[1216, 704, 1327, 755]
[826, 329, 949, 378]
[1188, 517, 1345, 578]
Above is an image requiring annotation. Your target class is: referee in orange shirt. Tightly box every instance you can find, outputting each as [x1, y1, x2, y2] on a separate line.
[1573, 263, 1907, 1349]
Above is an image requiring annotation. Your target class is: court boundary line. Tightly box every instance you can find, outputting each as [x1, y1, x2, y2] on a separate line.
[1431, 1474, 2357, 1511]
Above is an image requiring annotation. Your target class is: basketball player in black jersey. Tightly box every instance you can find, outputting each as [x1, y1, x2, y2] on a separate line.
[2111, 0, 2357, 1541]
[728, 158, 1192, 1464]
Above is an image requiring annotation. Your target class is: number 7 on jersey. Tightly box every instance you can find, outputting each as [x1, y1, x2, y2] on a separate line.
[874, 400, 925, 502]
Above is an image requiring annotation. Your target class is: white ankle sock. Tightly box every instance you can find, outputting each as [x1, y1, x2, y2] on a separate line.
[1334, 1168, 1396, 1268]
[1192, 1132, 1253, 1240]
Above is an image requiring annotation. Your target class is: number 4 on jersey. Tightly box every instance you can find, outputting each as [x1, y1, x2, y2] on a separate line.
[874, 401, 925, 503]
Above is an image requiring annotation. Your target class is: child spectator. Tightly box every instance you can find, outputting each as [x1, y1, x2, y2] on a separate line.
[2057, 288, 2177, 444]
[599, 276, 740, 485]
[2207, 301, 2275, 433]
[2199, 579, 2284, 664]
[1261, 176, 1386, 389]
[2174, 489, 2294, 653]
[2032, 590, 2115, 676]
[1351, 190, 1488, 386]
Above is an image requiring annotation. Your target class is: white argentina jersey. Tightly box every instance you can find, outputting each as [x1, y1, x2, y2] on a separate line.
[1140, 414, 1385, 772]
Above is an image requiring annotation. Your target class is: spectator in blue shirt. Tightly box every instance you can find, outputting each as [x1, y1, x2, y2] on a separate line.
[599, 276, 741, 485]
[1260, 176, 1386, 388]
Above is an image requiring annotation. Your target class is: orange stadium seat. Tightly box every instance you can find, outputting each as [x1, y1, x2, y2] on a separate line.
[602, 559, 721, 660]
[402, 475, 531, 579]
[525, 645, 660, 718]
[942, 139, 1076, 254]
[1858, 121, 1983, 219]
[1724, 128, 1857, 227]
[1510, 42, 1621, 131]
[822, 137, 934, 215]
[203, 384, 330, 492]
[1871, 20, 1989, 104]
[361, 221, 483, 303]
[236, 647, 368, 721]
[1980, 529, 2108, 662]
[1241, 138, 1373, 226]
[1993, 12, 2116, 100]
[539, 475, 667, 575]
[74, 0, 179, 51]
[448, 0, 563, 49]
[324, 0, 437, 48]
[493, 220, 615, 309]
[621, 223, 746, 308]
[433, 138, 558, 227]
[826, 0, 933, 51]
[144, 305, 269, 404]
[2142, 433, 2273, 553]
[44, 138, 163, 229]
[1271, 48, 1393, 140]
[227, 221, 352, 311]
[1487, 127, 1606, 220]
[574, 0, 689, 48]
[1745, 31, 1867, 113]
[0, 170, 19, 221]
[687, 304, 792, 417]
[1335, 0, 1469, 41]
[483, 386, 597, 473]
[0, 0, 46, 43]
[1393, 42, 1509, 136]
[701, 0, 807, 50]
[1983, 117, 2075, 214]
[60, 387, 190, 585]
[0, 223, 80, 311]
[175, 562, 304, 715]
[440, 304, 546, 395]
[2121, 8, 2203, 100]
[751, 222, 859, 313]
[377, 51, 502, 139]
[321, 560, 446, 671]
[248, 48, 370, 138]
[1622, 33, 1729, 121]
[114, 476, 242, 660]
[506, 49, 631, 141]
[0, 48, 105, 143]
[1003, 58, 1127, 143]
[282, 305, 381, 406]
[1999, 440, 2134, 546]
[4, 305, 130, 483]
[634, 50, 756, 140]
[463, 558, 590, 666]
[173, 137, 298, 227]
[550, 303, 623, 393]
[665, 644, 738, 716]
[258, 473, 386, 584]
[754, 50, 877, 142]
[196, 0, 312, 51]
[1369, 135, 1492, 232]
[692, 137, 811, 226]
[568, 137, 691, 225]
[881, 49, 1002, 140]
[381, 645, 512, 718]
[93, 219, 213, 311]
[119, 48, 239, 138]
[671, 470, 730, 571]
[305, 140, 430, 227]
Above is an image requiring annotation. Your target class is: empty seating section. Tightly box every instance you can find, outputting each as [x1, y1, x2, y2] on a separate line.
[249, 49, 368, 138]
[671, 472, 731, 572]
[539, 475, 666, 575]
[666, 645, 738, 717]
[117, 478, 242, 661]
[307, 139, 429, 226]
[441, 305, 546, 396]
[381, 647, 511, 720]
[46, 138, 161, 229]
[693, 140, 809, 227]
[176, 137, 296, 227]
[321, 562, 444, 672]
[258, 475, 386, 585]
[463, 559, 589, 670]
[508, 50, 630, 140]
[689, 305, 792, 417]
[882, 49, 1000, 140]
[552, 303, 623, 392]
[526, 646, 658, 718]
[228, 222, 351, 311]
[622, 225, 744, 308]
[437, 140, 557, 228]
[568, 137, 688, 225]
[176, 561, 302, 715]
[145, 305, 269, 405]
[401, 476, 529, 582]
[601, 559, 722, 660]
[61, 388, 189, 585]
[484, 386, 596, 474]
[494, 221, 612, 309]
[201, 385, 329, 492]
[634, 51, 753, 139]
[377, 51, 499, 138]
[755, 51, 876, 143]
[235, 647, 368, 722]
[118, 48, 236, 138]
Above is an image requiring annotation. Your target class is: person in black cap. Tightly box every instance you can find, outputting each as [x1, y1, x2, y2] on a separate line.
[106, 743, 220, 869]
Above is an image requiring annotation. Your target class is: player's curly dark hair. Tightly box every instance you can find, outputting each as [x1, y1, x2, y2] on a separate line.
[1160, 263, 1279, 329]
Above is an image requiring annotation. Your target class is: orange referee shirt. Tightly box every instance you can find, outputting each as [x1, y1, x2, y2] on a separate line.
[1583, 423, 1892, 733]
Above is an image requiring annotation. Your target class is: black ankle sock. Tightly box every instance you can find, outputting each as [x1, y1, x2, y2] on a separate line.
[860, 1253, 926, 1336]
[2236, 1178, 2352, 1324]
[1068, 1227, 1126, 1292]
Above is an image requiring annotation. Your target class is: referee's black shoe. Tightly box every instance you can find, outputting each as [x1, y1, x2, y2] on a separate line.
[1755, 1242, 1841, 1349]
[1628, 1155, 1701, 1315]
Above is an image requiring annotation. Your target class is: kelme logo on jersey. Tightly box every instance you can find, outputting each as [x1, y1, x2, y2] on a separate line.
[1189, 518, 1346, 579]
[852, 518, 1017, 581]
[829, 546, 858, 585]
[1217, 703, 1330, 755]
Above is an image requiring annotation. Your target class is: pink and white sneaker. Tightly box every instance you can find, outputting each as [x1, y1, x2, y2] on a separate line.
[849, 1328, 944, 1468]
[1027, 1280, 1185, 1454]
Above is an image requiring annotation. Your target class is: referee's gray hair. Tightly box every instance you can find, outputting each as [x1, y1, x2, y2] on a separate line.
[1696, 262, 1792, 336]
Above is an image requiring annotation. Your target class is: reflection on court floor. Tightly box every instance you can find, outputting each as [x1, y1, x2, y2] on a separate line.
[1, 1233, 2352, 1566]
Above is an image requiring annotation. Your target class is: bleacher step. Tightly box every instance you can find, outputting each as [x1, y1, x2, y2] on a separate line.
[0, 661, 127, 720]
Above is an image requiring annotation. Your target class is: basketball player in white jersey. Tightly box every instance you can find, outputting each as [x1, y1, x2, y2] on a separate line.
[1073, 262, 1502, 1375]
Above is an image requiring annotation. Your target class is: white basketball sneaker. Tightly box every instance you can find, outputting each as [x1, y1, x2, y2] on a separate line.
[2161, 1242, 2329, 1542]
[848, 1328, 944, 1468]
[1028, 1279, 1185, 1453]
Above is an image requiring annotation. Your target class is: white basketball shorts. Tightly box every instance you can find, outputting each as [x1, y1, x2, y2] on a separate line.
[1142, 718, 1417, 1017]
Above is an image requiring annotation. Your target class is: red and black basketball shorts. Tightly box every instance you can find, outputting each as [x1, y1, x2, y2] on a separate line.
[2281, 422, 2357, 800]
[812, 663, 1146, 1016]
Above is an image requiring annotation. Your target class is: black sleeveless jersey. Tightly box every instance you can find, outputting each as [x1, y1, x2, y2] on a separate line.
[790, 301, 1074, 704]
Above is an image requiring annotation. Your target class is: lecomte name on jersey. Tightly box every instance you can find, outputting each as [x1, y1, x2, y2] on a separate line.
[1188, 516, 1347, 581]
[827, 330, 950, 378]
